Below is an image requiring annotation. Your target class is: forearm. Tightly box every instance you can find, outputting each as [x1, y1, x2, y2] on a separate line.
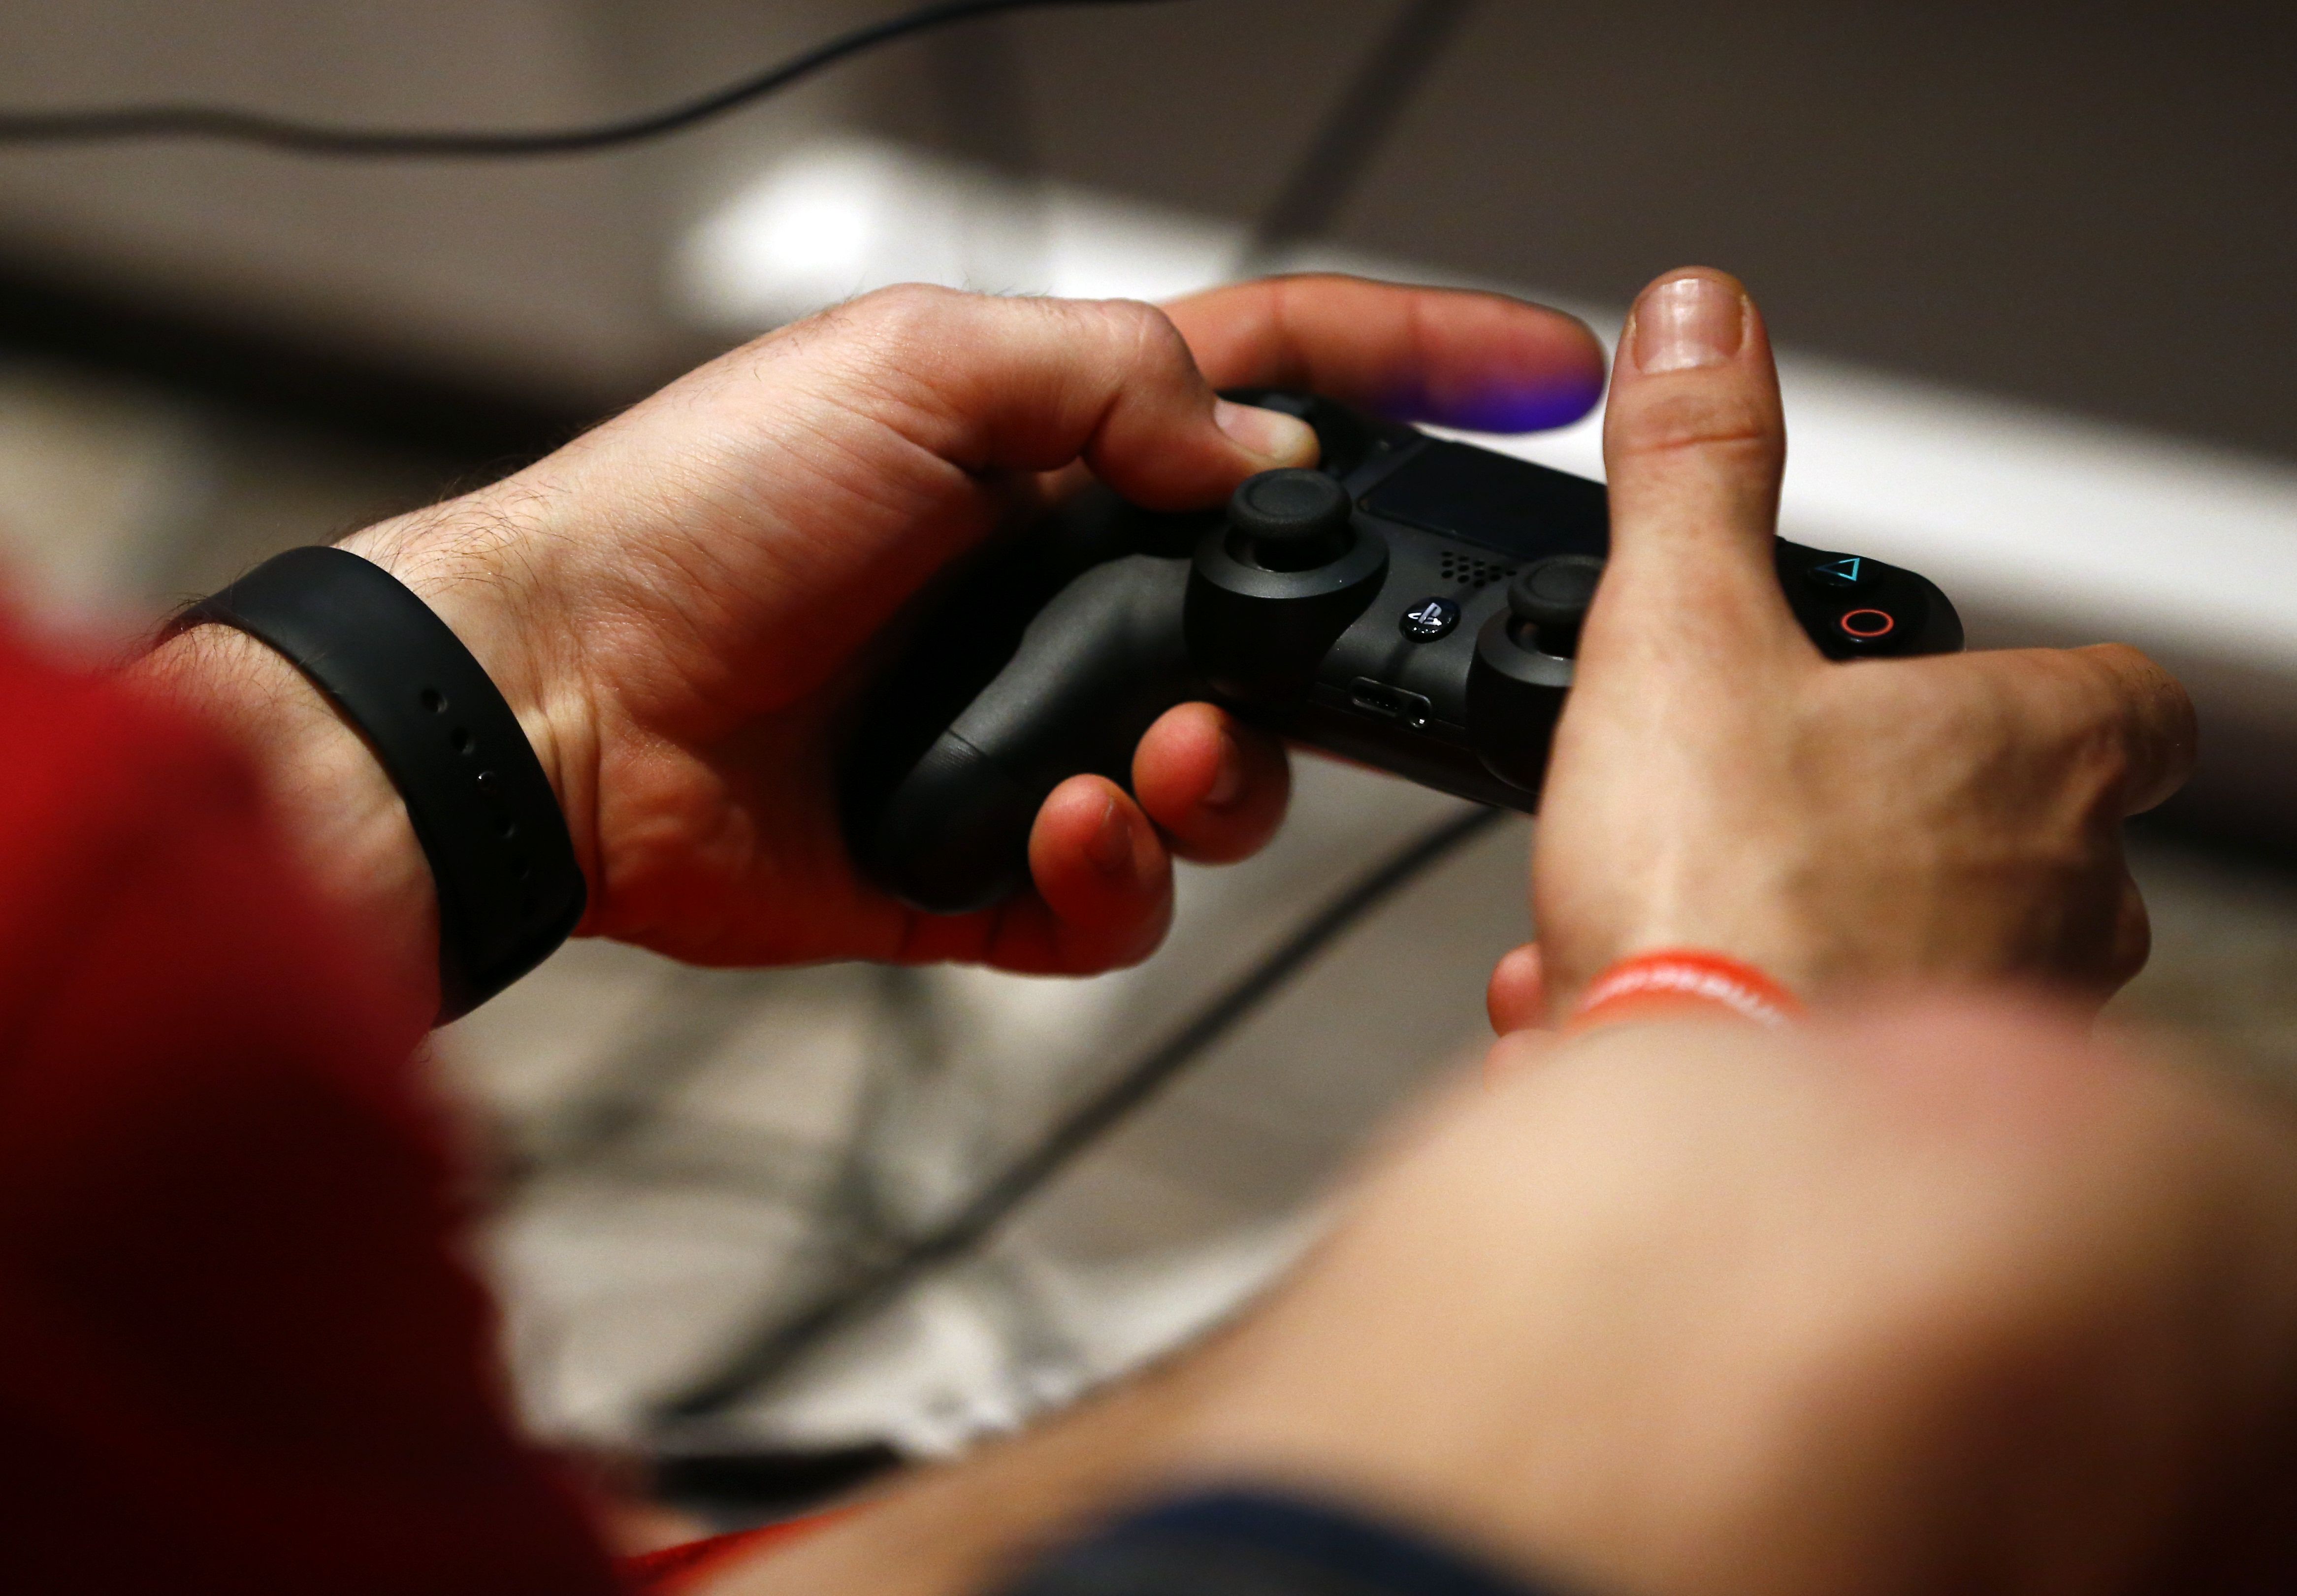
[703, 1008, 2297, 1596]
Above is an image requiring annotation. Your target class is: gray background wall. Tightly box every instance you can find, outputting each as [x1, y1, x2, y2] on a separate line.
[0, 0, 2288, 457]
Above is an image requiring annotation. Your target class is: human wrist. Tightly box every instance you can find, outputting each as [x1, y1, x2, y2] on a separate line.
[1544, 905, 1836, 1023]
[131, 621, 442, 1018]
[1567, 948, 1803, 1033]
[136, 498, 604, 1024]
[338, 498, 603, 883]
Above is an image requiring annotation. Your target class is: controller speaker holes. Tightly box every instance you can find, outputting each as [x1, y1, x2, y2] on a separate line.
[1436, 552, 1516, 589]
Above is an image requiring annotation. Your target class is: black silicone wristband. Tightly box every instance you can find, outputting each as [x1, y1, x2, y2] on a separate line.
[174, 546, 586, 1021]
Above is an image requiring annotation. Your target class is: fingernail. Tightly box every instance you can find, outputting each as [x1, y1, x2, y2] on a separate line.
[1215, 399, 1318, 463]
[1202, 728, 1246, 810]
[1086, 794, 1137, 879]
[1630, 274, 1746, 374]
[1194, 735, 1249, 817]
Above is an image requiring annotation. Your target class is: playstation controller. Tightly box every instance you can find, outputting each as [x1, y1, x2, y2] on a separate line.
[842, 391, 1963, 914]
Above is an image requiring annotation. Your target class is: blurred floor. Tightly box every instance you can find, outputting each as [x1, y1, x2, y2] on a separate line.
[7, 343, 2297, 1475]
[445, 766, 1523, 1455]
[3, 1, 2291, 458]
[2110, 828, 2297, 1097]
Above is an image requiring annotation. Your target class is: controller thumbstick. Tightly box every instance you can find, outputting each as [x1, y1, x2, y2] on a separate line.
[1508, 555, 1605, 657]
[1229, 469, 1354, 573]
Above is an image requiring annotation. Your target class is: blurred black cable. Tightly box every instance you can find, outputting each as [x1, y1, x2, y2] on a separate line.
[1240, 0, 1483, 271]
[653, 803, 1507, 1427]
[650, 1440, 906, 1526]
[0, 0, 1181, 158]
[503, 966, 796, 1184]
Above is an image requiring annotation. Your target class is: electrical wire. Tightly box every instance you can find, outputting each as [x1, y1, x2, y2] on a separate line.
[1239, 0, 1482, 271]
[654, 802, 1508, 1425]
[0, 0, 1181, 159]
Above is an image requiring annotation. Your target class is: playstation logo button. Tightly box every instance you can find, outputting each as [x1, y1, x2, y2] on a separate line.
[1399, 596, 1460, 642]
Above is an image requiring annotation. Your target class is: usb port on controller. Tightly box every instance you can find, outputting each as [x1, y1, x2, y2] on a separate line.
[1349, 678, 1433, 730]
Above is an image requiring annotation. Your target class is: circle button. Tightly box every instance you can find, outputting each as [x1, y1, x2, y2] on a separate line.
[1400, 596, 1460, 642]
[1837, 608, 1897, 641]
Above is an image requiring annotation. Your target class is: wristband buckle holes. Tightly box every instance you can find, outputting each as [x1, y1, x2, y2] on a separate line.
[187, 547, 583, 1020]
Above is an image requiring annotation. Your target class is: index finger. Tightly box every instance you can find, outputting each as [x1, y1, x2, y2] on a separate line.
[1914, 643, 2198, 821]
[2067, 643, 2200, 816]
[1162, 274, 1608, 433]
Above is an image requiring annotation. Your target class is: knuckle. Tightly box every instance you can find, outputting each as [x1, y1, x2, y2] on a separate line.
[857, 280, 960, 317]
[2075, 643, 2190, 715]
[1611, 382, 1782, 462]
[1094, 295, 1190, 365]
[2067, 647, 2199, 782]
[841, 281, 969, 343]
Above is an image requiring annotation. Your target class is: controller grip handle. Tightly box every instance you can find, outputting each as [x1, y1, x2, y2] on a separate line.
[864, 555, 1199, 913]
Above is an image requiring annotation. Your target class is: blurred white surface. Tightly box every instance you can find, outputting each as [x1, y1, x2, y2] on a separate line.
[677, 135, 1244, 327]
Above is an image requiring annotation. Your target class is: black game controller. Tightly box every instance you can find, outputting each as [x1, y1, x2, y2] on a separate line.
[842, 391, 1963, 914]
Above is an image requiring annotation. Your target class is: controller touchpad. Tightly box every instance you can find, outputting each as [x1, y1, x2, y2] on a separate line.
[1361, 440, 1608, 562]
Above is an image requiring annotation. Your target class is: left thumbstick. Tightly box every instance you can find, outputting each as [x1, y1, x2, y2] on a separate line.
[1228, 469, 1354, 572]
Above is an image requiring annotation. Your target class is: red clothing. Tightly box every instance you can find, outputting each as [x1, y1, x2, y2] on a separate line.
[0, 614, 623, 1594]
[620, 1509, 864, 1595]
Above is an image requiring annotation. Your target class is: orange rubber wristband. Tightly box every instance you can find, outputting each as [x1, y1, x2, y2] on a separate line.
[1569, 949, 1803, 1033]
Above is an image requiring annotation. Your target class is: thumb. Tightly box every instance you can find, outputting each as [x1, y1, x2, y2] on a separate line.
[1585, 268, 1804, 669]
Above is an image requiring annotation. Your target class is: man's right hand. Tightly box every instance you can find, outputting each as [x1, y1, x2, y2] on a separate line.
[1495, 267, 2197, 1026]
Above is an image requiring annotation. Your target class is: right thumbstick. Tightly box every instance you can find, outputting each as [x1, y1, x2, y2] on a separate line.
[1508, 555, 1606, 657]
